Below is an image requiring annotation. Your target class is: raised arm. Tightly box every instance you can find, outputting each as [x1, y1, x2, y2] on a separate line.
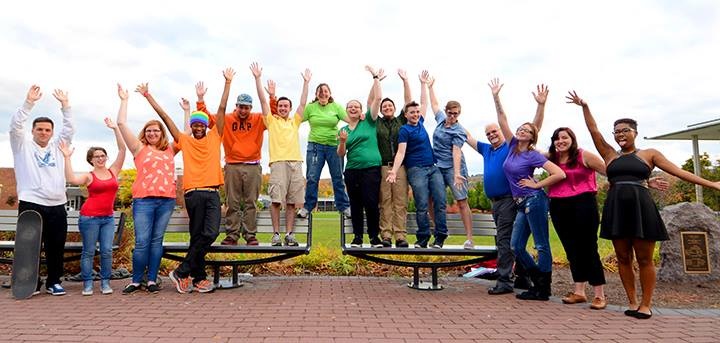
[398, 69, 412, 105]
[566, 91, 616, 162]
[215, 67, 235, 136]
[650, 149, 720, 190]
[365, 66, 383, 121]
[136, 82, 181, 141]
[489, 78, 513, 142]
[418, 70, 430, 118]
[464, 127, 480, 153]
[532, 84, 548, 134]
[180, 97, 191, 134]
[337, 129, 348, 158]
[105, 117, 126, 176]
[10, 85, 42, 152]
[428, 75, 440, 115]
[52, 89, 75, 145]
[251, 62, 270, 117]
[115, 84, 144, 156]
[296, 69, 312, 118]
[58, 142, 91, 186]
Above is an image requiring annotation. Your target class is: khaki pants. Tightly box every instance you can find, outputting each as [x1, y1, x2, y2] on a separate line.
[379, 165, 408, 241]
[224, 163, 262, 241]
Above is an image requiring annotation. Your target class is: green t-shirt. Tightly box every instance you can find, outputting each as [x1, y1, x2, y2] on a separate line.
[340, 112, 381, 170]
[303, 101, 347, 146]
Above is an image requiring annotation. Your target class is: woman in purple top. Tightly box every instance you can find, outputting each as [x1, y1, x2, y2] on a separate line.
[492, 78, 566, 301]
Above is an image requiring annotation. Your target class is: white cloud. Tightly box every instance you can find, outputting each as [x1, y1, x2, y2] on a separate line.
[2, 0, 719, 178]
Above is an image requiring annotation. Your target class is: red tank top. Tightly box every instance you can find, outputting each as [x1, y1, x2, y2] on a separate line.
[80, 170, 119, 217]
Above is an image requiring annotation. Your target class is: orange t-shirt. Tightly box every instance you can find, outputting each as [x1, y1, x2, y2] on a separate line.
[199, 102, 266, 163]
[131, 145, 176, 198]
[177, 128, 224, 190]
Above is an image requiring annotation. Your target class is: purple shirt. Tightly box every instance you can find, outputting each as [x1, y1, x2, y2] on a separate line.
[502, 137, 548, 197]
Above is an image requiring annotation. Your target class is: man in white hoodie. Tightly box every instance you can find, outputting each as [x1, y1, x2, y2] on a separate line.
[10, 85, 75, 296]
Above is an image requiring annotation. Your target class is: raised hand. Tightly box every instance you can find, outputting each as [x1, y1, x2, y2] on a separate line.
[104, 117, 117, 130]
[365, 65, 377, 77]
[419, 70, 431, 84]
[250, 62, 262, 79]
[376, 68, 387, 81]
[117, 84, 129, 100]
[338, 130, 348, 143]
[398, 69, 408, 81]
[488, 78, 503, 96]
[26, 85, 42, 103]
[179, 97, 190, 111]
[533, 84, 549, 104]
[301, 69, 312, 83]
[58, 141, 74, 158]
[52, 89, 69, 107]
[223, 67, 236, 81]
[135, 83, 149, 95]
[195, 81, 207, 98]
[265, 80, 276, 97]
[427, 75, 436, 88]
[565, 90, 587, 106]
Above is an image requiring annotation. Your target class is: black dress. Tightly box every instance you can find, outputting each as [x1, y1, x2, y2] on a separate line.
[600, 151, 668, 241]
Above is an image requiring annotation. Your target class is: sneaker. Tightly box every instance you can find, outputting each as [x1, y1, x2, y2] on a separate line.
[33, 279, 43, 296]
[271, 232, 282, 246]
[122, 283, 141, 295]
[46, 283, 66, 296]
[431, 236, 446, 249]
[350, 236, 363, 247]
[369, 236, 384, 248]
[297, 208, 309, 218]
[381, 238, 392, 247]
[414, 238, 429, 249]
[82, 281, 93, 296]
[101, 280, 113, 295]
[463, 240, 474, 250]
[395, 239, 409, 248]
[284, 232, 299, 246]
[194, 279, 215, 293]
[169, 269, 191, 294]
[221, 236, 238, 245]
[246, 236, 259, 246]
[341, 208, 352, 219]
[146, 283, 160, 294]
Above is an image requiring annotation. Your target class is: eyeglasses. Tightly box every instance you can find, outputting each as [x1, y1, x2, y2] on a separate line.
[447, 111, 460, 117]
[145, 129, 162, 133]
[93, 155, 108, 160]
[516, 127, 533, 134]
[612, 128, 635, 135]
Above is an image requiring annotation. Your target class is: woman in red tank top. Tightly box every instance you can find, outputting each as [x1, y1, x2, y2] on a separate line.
[60, 114, 126, 296]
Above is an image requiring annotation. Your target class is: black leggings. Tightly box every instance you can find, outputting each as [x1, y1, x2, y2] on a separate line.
[549, 192, 606, 286]
[344, 166, 381, 238]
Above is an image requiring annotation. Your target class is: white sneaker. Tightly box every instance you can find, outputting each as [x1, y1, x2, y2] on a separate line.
[342, 208, 352, 219]
[297, 208, 309, 218]
[463, 240, 474, 250]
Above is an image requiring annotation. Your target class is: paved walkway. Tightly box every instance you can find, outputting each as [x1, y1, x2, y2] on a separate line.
[1, 275, 719, 342]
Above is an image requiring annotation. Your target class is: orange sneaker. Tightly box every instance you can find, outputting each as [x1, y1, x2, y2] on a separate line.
[169, 269, 191, 294]
[194, 279, 215, 293]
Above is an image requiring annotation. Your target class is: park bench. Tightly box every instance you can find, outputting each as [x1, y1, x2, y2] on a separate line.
[341, 212, 497, 290]
[162, 210, 311, 289]
[0, 209, 127, 264]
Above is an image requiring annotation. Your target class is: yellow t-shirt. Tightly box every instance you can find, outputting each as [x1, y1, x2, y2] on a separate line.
[177, 128, 224, 190]
[264, 113, 303, 163]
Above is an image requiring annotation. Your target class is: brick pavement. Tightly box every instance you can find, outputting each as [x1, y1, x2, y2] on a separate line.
[1, 275, 719, 342]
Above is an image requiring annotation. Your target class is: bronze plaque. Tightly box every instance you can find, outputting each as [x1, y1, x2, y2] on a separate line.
[680, 231, 711, 274]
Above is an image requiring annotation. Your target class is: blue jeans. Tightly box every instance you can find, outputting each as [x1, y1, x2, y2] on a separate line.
[304, 142, 349, 212]
[510, 191, 552, 273]
[79, 215, 115, 281]
[406, 165, 448, 240]
[132, 197, 175, 283]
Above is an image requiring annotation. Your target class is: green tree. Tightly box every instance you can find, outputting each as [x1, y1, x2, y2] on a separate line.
[671, 152, 720, 210]
[117, 169, 137, 208]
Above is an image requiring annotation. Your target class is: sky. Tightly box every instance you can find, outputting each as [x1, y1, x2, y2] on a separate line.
[1, 0, 719, 178]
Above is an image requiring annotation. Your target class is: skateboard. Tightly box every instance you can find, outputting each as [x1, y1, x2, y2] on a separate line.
[11, 210, 42, 299]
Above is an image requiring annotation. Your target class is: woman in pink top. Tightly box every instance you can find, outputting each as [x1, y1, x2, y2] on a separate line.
[546, 127, 608, 309]
[60, 111, 126, 295]
[116, 84, 180, 294]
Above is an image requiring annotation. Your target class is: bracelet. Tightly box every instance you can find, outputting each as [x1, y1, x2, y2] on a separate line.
[142, 92, 149, 98]
[372, 75, 379, 79]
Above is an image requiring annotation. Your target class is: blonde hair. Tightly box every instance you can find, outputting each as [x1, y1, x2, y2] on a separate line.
[138, 120, 170, 151]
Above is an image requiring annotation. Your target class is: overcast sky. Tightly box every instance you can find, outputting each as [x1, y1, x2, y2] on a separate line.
[1, 0, 719, 178]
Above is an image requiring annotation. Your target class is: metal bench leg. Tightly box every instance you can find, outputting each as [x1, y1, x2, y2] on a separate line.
[213, 266, 221, 287]
[431, 267, 443, 290]
[407, 266, 421, 289]
[214, 265, 244, 290]
[407, 266, 443, 291]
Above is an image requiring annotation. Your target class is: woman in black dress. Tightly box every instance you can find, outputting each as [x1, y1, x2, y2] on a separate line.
[567, 90, 720, 319]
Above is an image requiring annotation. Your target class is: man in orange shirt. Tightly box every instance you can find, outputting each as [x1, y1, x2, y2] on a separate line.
[139, 68, 234, 294]
[197, 83, 268, 246]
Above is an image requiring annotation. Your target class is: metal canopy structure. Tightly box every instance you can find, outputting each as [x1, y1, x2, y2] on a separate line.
[645, 118, 720, 203]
